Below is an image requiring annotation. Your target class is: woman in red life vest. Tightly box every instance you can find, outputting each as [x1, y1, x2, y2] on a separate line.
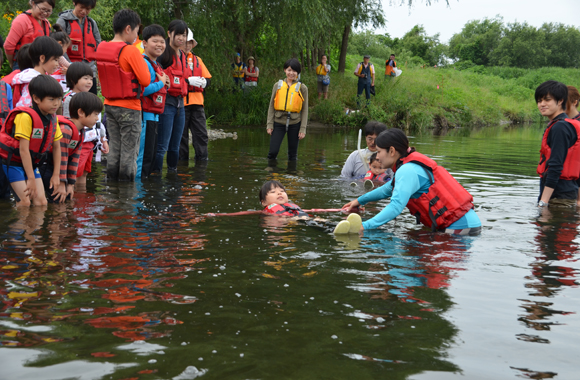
[566, 86, 579, 121]
[152, 20, 189, 174]
[4, 0, 54, 70]
[343, 128, 482, 235]
[244, 56, 259, 87]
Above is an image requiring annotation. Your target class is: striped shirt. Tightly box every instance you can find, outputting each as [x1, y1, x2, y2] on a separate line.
[57, 119, 83, 184]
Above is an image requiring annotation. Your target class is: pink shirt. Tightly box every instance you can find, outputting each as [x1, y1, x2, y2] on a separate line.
[4, 11, 51, 56]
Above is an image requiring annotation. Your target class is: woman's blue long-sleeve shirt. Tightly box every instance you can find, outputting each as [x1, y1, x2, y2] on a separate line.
[358, 162, 481, 230]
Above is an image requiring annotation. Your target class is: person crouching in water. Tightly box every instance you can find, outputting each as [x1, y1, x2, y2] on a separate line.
[536, 81, 580, 208]
[342, 128, 482, 235]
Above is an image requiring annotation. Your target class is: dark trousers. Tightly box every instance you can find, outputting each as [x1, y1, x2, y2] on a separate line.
[267, 122, 300, 161]
[357, 80, 371, 106]
[180, 104, 208, 161]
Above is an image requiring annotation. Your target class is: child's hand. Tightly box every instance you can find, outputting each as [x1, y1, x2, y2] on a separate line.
[49, 175, 61, 195]
[66, 184, 75, 199]
[60, 65, 68, 75]
[24, 179, 37, 200]
[101, 140, 109, 154]
[359, 225, 364, 237]
[52, 182, 67, 203]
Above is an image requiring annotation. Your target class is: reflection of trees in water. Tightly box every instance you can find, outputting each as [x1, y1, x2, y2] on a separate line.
[340, 230, 471, 373]
[0, 171, 210, 369]
[520, 208, 579, 340]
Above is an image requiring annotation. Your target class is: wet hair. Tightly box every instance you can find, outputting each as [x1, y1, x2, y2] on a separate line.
[69, 92, 103, 119]
[16, 44, 33, 71]
[259, 180, 285, 203]
[31, 0, 55, 7]
[158, 20, 188, 69]
[142, 24, 166, 42]
[364, 120, 387, 137]
[28, 36, 63, 67]
[29, 74, 63, 101]
[567, 86, 580, 111]
[66, 62, 93, 88]
[535, 80, 567, 110]
[73, 0, 97, 8]
[112, 9, 141, 35]
[369, 153, 378, 164]
[283, 58, 301, 75]
[375, 128, 416, 158]
[50, 24, 71, 46]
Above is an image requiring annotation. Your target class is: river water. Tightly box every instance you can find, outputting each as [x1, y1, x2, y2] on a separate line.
[1, 125, 578, 380]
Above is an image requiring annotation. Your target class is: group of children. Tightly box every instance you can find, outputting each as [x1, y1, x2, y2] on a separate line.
[0, 7, 212, 206]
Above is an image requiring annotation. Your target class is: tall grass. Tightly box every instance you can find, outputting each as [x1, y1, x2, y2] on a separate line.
[200, 56, 580, 131]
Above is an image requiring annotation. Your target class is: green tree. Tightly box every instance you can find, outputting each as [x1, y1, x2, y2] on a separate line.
[448, 16, 503, 66]
[490, 22, 549, 68]
[540, 22, 580, 68]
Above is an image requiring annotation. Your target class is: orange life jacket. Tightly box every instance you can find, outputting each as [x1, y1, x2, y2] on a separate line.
[96, 41, 141, 100]
[13, 12, 50, 60]
[393, 152, 474, 231]
[65, 17, 98, 62]
[0, 107, 57, 166]
[537, 118, 580, 180]
[141, 56, 167, 114]
[165, 51, 188, 97]
[263, 202, 308, 217]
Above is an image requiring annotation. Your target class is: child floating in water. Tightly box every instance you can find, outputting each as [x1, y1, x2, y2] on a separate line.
[259, 180, 361, 234]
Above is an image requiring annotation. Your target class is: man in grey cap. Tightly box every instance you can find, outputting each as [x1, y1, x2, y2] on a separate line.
[354, 54, 375, 107]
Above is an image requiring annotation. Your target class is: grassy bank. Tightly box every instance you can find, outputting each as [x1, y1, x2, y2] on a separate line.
[204, 55, 580, 131]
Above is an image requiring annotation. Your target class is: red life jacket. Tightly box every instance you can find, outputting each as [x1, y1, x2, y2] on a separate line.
[392, 152, 474, 231]
[186, 54, 203, 93]
[54, 115, 83, 157]
[165, 51, 188, 97]
[537, 118, 580, 180]
[65, 18, 98, 62]
[0, 81, 11, 125]
[141, 56, 167, 114]
[263, 202, 308, 217]
[96, 41, 141, 100]
[364, 170, 388, 182]
[13, 12, 50, 59]
[0, 107, 57, 166]
[245, 66, 258, 83]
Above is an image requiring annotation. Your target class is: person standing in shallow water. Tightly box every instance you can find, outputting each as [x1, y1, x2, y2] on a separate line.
[535, 81, 580, 207]
[342, 128, 481, 235]
[266, 58, 308, 163]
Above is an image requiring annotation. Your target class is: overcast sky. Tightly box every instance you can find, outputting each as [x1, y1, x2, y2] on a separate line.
[373, 0, 580, 43]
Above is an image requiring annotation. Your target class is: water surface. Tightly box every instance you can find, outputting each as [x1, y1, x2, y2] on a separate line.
[1, 125, 579, 380]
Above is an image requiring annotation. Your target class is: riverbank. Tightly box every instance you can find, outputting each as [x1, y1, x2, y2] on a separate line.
[204, 57, 580, 131]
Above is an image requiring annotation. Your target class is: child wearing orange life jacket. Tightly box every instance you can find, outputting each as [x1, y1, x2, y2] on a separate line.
[138, 24, 169, 179]
[535, 81, 580, 207]
[153, 20, 189, 174]
[96, 9, 150, 181]
[63, 62, 108, 188]
[363, 152, 390, 182]
[0, 75, 64, 207]
[39, 92, 102, 202]
[260, 180, 309, 217]
[12, 37, 63, 108]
